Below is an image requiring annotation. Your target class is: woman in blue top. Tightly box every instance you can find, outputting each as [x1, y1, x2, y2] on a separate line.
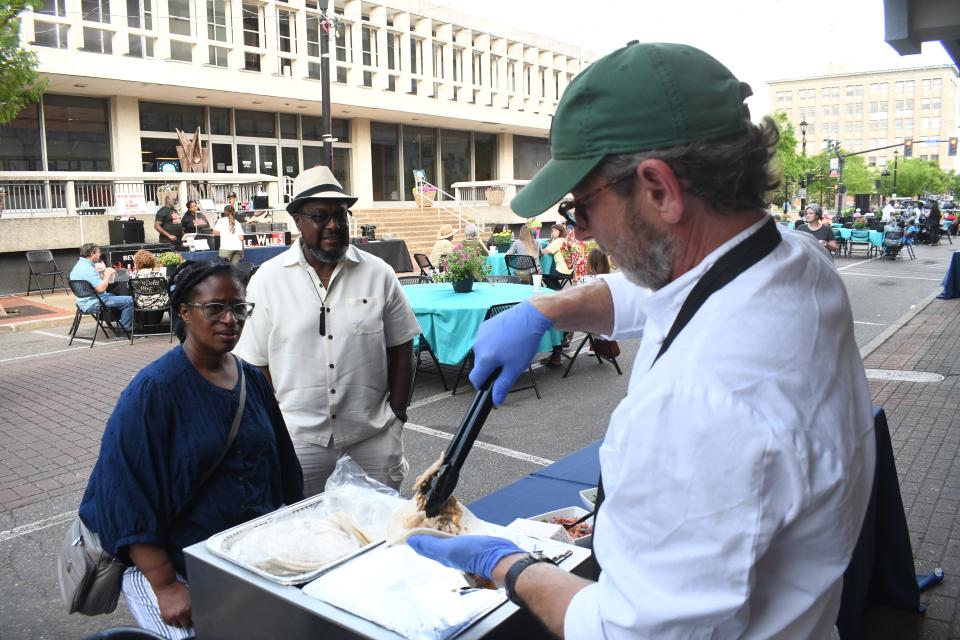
[79, 261, 303, 639]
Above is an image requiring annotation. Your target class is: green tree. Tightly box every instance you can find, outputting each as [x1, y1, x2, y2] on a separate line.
[889, 159, 948, 198]
[840, 155, 876, 195]
[0, 0, 46, 124]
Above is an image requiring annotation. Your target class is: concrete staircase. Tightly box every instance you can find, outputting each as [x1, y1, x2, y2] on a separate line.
[350, 205, 483, 267]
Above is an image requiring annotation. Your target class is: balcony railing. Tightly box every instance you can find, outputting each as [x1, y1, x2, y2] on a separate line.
[450, 180, 530, 208]
[0, 172, 281, 218]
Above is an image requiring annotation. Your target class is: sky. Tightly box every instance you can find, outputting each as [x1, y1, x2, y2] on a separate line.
[438, 0, 954, 120]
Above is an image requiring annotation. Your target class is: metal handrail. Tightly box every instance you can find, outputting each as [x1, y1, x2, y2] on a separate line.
[413, 174, 486, 233]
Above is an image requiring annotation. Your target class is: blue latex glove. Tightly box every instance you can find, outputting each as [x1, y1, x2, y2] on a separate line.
[469, 300, 554, 405]
[407, 534, 524, 580]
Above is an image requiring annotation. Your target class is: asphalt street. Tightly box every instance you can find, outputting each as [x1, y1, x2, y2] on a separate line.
[0, 238, 956, 639]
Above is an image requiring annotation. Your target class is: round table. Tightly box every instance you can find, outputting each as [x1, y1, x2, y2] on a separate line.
[402, 282, 563, 365]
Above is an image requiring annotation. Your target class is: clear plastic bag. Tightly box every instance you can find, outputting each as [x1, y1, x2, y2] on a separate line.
[321, 455, 408, 540]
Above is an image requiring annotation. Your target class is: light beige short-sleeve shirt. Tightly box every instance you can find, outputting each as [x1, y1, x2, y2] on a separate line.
[234, 242, 421, 447]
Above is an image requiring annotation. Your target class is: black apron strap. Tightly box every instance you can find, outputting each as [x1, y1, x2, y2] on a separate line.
[589, 217, 781, 579]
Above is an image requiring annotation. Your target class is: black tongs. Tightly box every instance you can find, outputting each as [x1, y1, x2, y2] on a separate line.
[420, 367, 501, 518]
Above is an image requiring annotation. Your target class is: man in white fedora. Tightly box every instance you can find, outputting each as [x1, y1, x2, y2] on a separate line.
[234, 166, 421, 493]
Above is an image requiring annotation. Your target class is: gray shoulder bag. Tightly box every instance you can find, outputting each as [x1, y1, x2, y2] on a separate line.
[57, 363, 246, 616]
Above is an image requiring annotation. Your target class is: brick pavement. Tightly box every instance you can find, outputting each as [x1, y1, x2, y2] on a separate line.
[0, 339, 175, 514]
[860, 296, 960, 639]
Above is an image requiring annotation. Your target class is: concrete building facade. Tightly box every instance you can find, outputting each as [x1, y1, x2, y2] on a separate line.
[5, 0, 593, 206]
[769, 65, 959, 172]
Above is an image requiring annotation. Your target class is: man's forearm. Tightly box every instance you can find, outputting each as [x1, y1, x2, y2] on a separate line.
[492, 554, 593, 639]
[386, 340, 413, 414]
[529, 279, 615, 336]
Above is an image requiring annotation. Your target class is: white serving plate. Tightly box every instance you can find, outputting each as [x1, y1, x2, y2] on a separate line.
[580, 487, 598, 511]
[528, 506, 593, 548]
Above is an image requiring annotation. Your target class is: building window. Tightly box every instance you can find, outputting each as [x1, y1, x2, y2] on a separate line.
[0, 102, 43, 170]
[242, 2, 263, 47]
[507, 61, 515, 93]
[127, 35, 155, 57]
[371, 122, 399, 200]
[932, 78, 942, 95]
[335, 22, 352, 63]
[33, 22, 69, 48]
[170, 40, 192, 62]
[278, 9, 295, 53]
[211, 142, 232, 172]
[362, 25, 377, 68]
[38, 0, 66, 16]
[44, 95, 112, 171]
[845, 84, 863, 97]
[440, 129, 469, 193]
[474, 132, 497, 181]
[207, 0, 229, 43]
[127, 0, 152, 28]
[434, 42, 444, 79]
[208, 45, 228, 66]
[168, 0, 192, 36]
[489, 55, 499, 90]
[387, 32, 400, 70]
[235, 109, 276, 137]
[139, 101, 204, 132]
[402, 125, 436, 201]
[210, 107, 230, 134]
[82, 28, 113, 53]
[513, 135, 548, 180]
[472, 52, 482, 87]
[336, 67, 347, 83]
[81, 0, 110, 22]
[244, 52, 261, 72]
[306, 13, 320, 58]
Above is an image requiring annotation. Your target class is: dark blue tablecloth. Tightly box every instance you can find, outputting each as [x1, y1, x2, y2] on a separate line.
[939, 251, 960, 299]
[179, 244, 288, 265]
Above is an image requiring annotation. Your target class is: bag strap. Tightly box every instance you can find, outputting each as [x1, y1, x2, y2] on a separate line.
[175, 357, 246, 521]
[589, 217, 781, 580]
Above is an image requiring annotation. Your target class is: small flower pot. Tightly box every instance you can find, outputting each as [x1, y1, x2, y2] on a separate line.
[451, 278, 474, 293]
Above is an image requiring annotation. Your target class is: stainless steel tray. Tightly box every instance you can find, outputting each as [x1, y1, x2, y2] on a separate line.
[206, 493, 383, 586]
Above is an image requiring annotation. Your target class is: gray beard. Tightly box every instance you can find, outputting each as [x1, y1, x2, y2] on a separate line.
[602, 204, 675, 290]
[302, 239, 346, 263]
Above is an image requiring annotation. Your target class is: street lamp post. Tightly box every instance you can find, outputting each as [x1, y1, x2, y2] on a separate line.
[799, 119, 808, 211]
[892, 149, 899, 198]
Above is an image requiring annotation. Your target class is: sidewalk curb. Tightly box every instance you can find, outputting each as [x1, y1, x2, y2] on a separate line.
[859, 289, 943, 360]
[0, 315, 76, 334]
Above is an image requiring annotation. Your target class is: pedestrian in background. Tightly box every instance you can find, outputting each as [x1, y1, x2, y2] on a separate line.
[214, 205, 245, 264]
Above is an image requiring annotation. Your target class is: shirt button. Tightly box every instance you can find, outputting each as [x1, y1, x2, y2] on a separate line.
[331, 414, 337, 419]
[326, 307, 331, 313]
[328, 335, 333, 340]
[330, 389, 336, 394]
[362, 299, 367, 303]
[329, 363, 334, 369]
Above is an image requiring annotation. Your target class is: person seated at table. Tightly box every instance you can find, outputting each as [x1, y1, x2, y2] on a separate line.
[70, 242, 134, 334]
[430, 224, 455, 268]
[461, 224, 489, 256]
[542, 223, 573, 289]
[579, 248, 611, 284]
[214, 204, 245, 264]
[130, 249, 169, 325]
[180, 200, 211, 235]
[154, 195, 182, 247]
[796, 204, 838, 255]
[486, 224, 506, 249]
[78, 261, 304, 640]
[504, 224, 542, 282]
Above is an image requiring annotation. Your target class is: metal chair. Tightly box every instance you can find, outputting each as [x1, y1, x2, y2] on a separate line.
[25, 250, 68, 298]
[847, 229, 872, 258]
[451, 302, 541, 399]
[399, 275, 447, 399]
[67, 279, 119, 347]
[398, 275, 428, 285]
[503, 254, 538, 284]
[485, 275, 521, 284]
[128, 275, 173, 344]
[413, 253, 435, 277]
[562, 333, 623, 378]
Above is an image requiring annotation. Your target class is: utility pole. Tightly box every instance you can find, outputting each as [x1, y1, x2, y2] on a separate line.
[320, 0, 334, 167]
[892, 149, 899, 198]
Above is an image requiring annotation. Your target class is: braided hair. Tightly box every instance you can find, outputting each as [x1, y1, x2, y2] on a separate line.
[170, 261, 241, 343]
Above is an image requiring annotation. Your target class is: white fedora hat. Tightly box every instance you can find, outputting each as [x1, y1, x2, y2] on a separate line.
[286, 165, 357, 213]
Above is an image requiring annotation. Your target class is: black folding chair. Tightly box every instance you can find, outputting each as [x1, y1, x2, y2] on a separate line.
[399, 275, 447, 399]
[503, 254, 538, 284]
[451, 302, 541, 399]
[128, 276, 173, 344]
[485, 275, 521, 284]
[414, 253, 435, 277]
[562, 333, 624, 378]
[25, 250, 68, 298]
[67, 279, 119, 347]
[398, 275, 428, 285]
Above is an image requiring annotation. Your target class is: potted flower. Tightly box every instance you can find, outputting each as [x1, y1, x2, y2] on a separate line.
[492, 229, 514, 253]
[156, 251, 186, 279]
[484, 186, 505, 206]
[432, 243, 491, 292]
[412, 184, 438, 207]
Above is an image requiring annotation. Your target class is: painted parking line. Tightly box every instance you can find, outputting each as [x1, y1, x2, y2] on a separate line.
[839, 272, 941, 282]
[0, 511, 75, 544]
[405, 423, 555, 467]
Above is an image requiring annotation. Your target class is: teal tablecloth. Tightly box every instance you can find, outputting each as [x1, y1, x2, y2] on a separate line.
[486, 252, 554, 275]
[403, 282, 563, 364]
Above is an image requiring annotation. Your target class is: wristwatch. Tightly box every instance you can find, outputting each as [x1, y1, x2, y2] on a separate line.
[504, 551, 556, 607]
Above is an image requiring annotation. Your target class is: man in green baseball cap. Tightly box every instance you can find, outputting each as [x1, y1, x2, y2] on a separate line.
[408, 42, 874, 637]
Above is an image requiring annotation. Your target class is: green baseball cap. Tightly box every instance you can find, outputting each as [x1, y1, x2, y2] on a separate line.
[511, 42, 752, 217]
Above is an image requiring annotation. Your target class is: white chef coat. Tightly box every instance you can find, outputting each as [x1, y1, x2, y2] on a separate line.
[565, 217, 876, 639]
[234, 241, 421, 447]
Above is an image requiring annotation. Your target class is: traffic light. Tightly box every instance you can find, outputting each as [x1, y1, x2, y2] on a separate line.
[904, 137, 913, 158]
[949, 137, 958, 157]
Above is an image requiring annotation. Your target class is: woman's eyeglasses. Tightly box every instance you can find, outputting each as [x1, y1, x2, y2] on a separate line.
[557, 169, 636, 227]
[185, 302, 255, 320]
